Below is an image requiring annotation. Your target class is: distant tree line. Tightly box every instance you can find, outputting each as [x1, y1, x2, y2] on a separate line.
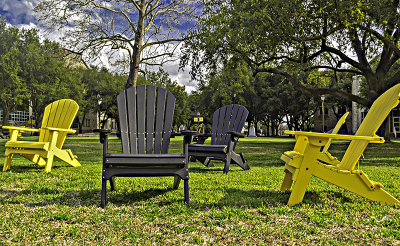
[0, 16, 190, 133]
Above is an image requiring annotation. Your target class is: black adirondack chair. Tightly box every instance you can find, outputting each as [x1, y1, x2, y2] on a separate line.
[94, 85, 191, 208]
[188, 104, 250, 174]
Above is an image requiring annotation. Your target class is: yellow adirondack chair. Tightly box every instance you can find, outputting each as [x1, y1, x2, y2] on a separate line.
[2, 99, 81, 172]
[287, 112, 349, 167]
[280, 84, 400, 206]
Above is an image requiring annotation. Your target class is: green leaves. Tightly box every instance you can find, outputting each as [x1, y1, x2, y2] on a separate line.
[184, 0, 400, 106]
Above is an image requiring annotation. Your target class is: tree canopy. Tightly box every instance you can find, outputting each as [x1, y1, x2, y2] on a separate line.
[182, 0, 400, 107]
[0, 17, 83, 126]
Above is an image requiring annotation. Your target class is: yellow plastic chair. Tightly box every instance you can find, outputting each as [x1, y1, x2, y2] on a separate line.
[280, 84, 400, 206]
[2, 99, 81, 172]
[287, 112, 349, 167]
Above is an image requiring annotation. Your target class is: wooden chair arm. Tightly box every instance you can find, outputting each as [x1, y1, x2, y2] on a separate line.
[180, 130, 200, 136]
[284, 130, 384, 143]
[93, 128, 111, 144]
[175, 130, 200, 143]
[227, 131, 245, 138]
[43, 127, 76, 134]
[2, 126, 40, 132]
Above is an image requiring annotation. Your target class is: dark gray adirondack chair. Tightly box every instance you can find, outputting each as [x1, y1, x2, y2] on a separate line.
[188, 104, 250, 174]
[94, 85, 191, 208]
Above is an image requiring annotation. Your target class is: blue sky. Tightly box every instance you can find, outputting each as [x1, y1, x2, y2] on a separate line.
[0, 0, 39, 26]
[0, 0, 195, 91]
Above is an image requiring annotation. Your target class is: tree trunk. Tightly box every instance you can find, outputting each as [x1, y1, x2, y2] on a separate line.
[383, 118, 391, 142]
[2, 106, 10, 127]
[126, 51, 141, 88]
[78, 112, 86, 134]
[125, 1, 146, 89]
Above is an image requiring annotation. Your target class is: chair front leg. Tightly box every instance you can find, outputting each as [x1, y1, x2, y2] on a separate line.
[182, 134, 191, 203]
[223, 154, 232, 174]
[223, 138, 237, 174]
[2, 129, 20, 172]
[184, 179, 189, 204]
[101, 177, 107, 208]
[101, 134, 110, 208]
[44, 131, 59, 173]
[287, 137, 328, 206]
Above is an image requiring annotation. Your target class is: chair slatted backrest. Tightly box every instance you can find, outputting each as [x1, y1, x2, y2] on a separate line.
[339, 84, 400, 170]
[117, 85, 176, 154]
[322, 112, 349, 153]
[39, 99, 79, 148]
[210, 104, 249, 146]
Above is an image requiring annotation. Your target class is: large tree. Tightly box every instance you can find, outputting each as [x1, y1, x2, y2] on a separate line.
[80, 66, 126, 130]
[192, 59, 316, 134]
[182, 0, 400, 107]
[0, 18, 29, 126]
[19, 29, 84, 124]
[35, 0, 199, 88]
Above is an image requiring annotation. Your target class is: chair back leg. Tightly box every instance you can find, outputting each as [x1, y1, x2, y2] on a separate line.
[173, 175, 181, 190]
[3, 153, 13, 171]
[109, 177, 116, 191]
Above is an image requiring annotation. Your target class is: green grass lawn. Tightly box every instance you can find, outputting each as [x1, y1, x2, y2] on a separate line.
[0, 136, 399, 245]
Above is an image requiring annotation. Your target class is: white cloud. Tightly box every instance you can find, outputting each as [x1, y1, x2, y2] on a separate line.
[0, 0, 40, 25]
[161, 61, 197, 93]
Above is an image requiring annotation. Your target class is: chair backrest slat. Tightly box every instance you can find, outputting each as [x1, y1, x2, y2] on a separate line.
[39, 99, 79, 148]
[227, 104, 240, 133]
[117, 85, 176, 155]
[210, 104, 248, 146]
[221, 105, 233, 144]
[126, 87, 137, 154]
[154, 88, 166, 154]
[232, 106, 249, 148]
[161, 91, 176, 154]
[136, 85, 146, 154]
[339, 84, 400, 170]
[117, 92, 130, 153]
[216, 106, 226, 144]
[211, 109, 219, 145]
[146, 85, 156, 154]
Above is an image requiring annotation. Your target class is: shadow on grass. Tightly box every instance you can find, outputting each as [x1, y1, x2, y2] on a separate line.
[0, 186, 359, 209]
[189, 157, 286, 169]
[1, 161, 72, 173]
[212, 188, 356, 208]
[0, 187, 173, 207]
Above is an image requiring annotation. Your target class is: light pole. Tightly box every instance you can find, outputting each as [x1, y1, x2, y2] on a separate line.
[321, 95, 325, 132]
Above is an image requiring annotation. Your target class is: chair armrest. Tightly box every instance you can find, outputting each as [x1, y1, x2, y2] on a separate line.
[284, 130, 384, 143]
[170, 131, 179, 138]
[93, 128, 111, 144]
[176, 130, 199, 144]
[173, 130, 201, 137]
[227, 131, 245, 138]
[93, 128, 112, 134]
[2, 126, 40, 132]
[180, 130, 200, 136]
[43, 127, 76, 134]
